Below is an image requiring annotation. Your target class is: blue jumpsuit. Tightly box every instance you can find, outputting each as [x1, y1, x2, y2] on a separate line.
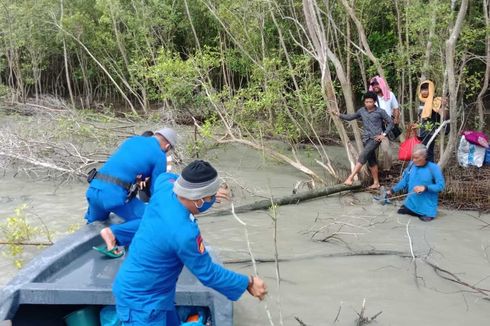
[85, 136, 167, 246]
[113, 174, 249, 326]
[392, 161, 445, 218]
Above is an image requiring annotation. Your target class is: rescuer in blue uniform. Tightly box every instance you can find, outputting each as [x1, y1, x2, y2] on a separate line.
[85, 128, 177, 255]
[387, 144, 445, 221]
[112, 160, 268, 325]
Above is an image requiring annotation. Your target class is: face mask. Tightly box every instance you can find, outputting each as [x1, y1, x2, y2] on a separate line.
[195, 195, 216, 213]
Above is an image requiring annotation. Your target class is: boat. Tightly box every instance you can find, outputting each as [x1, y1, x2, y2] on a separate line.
[0, 222, 232, 325]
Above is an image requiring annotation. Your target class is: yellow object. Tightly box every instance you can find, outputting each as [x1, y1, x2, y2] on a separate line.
[418, 80, 442, 119]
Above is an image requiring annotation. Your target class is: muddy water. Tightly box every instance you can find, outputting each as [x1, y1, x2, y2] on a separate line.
[1, 143, 489, 326]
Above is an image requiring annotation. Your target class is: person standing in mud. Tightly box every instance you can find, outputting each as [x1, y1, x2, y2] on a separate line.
[387, 144, 445, 221]
[332, 91, 394, 189]
[85, 128, 177, 257]
[369, 76, 400, 171]
[417, 80, 449, 162]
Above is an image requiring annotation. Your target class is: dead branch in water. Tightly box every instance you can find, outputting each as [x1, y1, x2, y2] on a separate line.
[0, 130, 105, 179]
[355, 298, 382, 326]
[0, 241, 53, 246]
[0, 107, 139, 179]
[207, 183, 361, 217]
[223, 249, 416, 264]
[294, 316, 308, 326]
[230, 203, 275, 326]
[424, 259, 490, 297]
[333, 303, 342, 323]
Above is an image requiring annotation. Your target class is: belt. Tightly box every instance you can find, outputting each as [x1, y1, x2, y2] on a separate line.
[94, 172, 132, 191]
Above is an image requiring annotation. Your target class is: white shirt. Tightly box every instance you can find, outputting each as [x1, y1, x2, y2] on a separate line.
[376, 91, 399, 117]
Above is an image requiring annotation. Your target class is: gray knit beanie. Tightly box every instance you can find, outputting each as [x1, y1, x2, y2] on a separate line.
[155, 128, 177, 148]
[173, 160, 221, 200]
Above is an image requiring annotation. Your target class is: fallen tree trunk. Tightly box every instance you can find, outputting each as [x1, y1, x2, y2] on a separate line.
[208, 182, 362, 217]
[223, 249, 415, 264]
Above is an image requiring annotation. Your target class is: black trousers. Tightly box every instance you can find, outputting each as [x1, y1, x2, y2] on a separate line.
[358, 139, 380, 166]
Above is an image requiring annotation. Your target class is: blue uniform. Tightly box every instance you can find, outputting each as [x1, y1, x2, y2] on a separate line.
[392, 161, 445, 218]
[113, 174, 249, 325]
[85, 136, 167, 245]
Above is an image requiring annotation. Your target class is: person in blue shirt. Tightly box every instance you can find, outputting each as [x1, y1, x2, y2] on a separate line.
[112, 160, 267, 325]
[85, 128, 177, 256]
[387, 144, 445, 221]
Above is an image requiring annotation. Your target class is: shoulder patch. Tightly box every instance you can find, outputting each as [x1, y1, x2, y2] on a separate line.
[196, 234, 205, 254]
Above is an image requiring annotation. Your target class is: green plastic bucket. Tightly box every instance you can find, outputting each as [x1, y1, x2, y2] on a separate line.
[64, 306, 100, 326]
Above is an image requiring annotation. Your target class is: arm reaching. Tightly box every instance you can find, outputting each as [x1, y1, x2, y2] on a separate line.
[392, 163, 412, 193]
[339, 110, 361, 121]
[176, 229, 268, 301]
[246, 275, 267, 300]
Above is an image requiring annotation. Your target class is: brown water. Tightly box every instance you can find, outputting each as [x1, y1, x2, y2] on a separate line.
[1, 142, 489, 325]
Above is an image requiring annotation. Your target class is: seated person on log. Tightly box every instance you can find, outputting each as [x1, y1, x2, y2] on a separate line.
[113, 160, 267, 325]
[417, 80, 449, 162]
[387, 144, 445, 222]
[85, 128, 177, 257]
[332, 91, 394, 189]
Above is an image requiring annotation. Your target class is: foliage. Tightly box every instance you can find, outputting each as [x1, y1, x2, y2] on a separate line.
[0, 0, 485, 145]
[0, 205, 38, 269]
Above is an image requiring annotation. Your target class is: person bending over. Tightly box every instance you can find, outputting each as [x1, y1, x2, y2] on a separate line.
[85, 128, 177, 256]
[113, 160, 267, 325]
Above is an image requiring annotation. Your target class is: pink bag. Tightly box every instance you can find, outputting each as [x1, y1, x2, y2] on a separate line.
[398, 136, 422, 161]
[462, 131, 489, 148]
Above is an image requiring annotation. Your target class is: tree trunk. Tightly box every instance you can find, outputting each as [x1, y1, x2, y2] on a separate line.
[476, 0, 490, 131]
[421, 2, 437, 80]
[207, 182, 362, 217]
[438, 0, 469, 169]
[404, 0, 414, 123]
[60, 0, 76, 109]
[302, 0, 358, 170]
[339, 0, 385, 79]
[55, 22, 138, 115]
